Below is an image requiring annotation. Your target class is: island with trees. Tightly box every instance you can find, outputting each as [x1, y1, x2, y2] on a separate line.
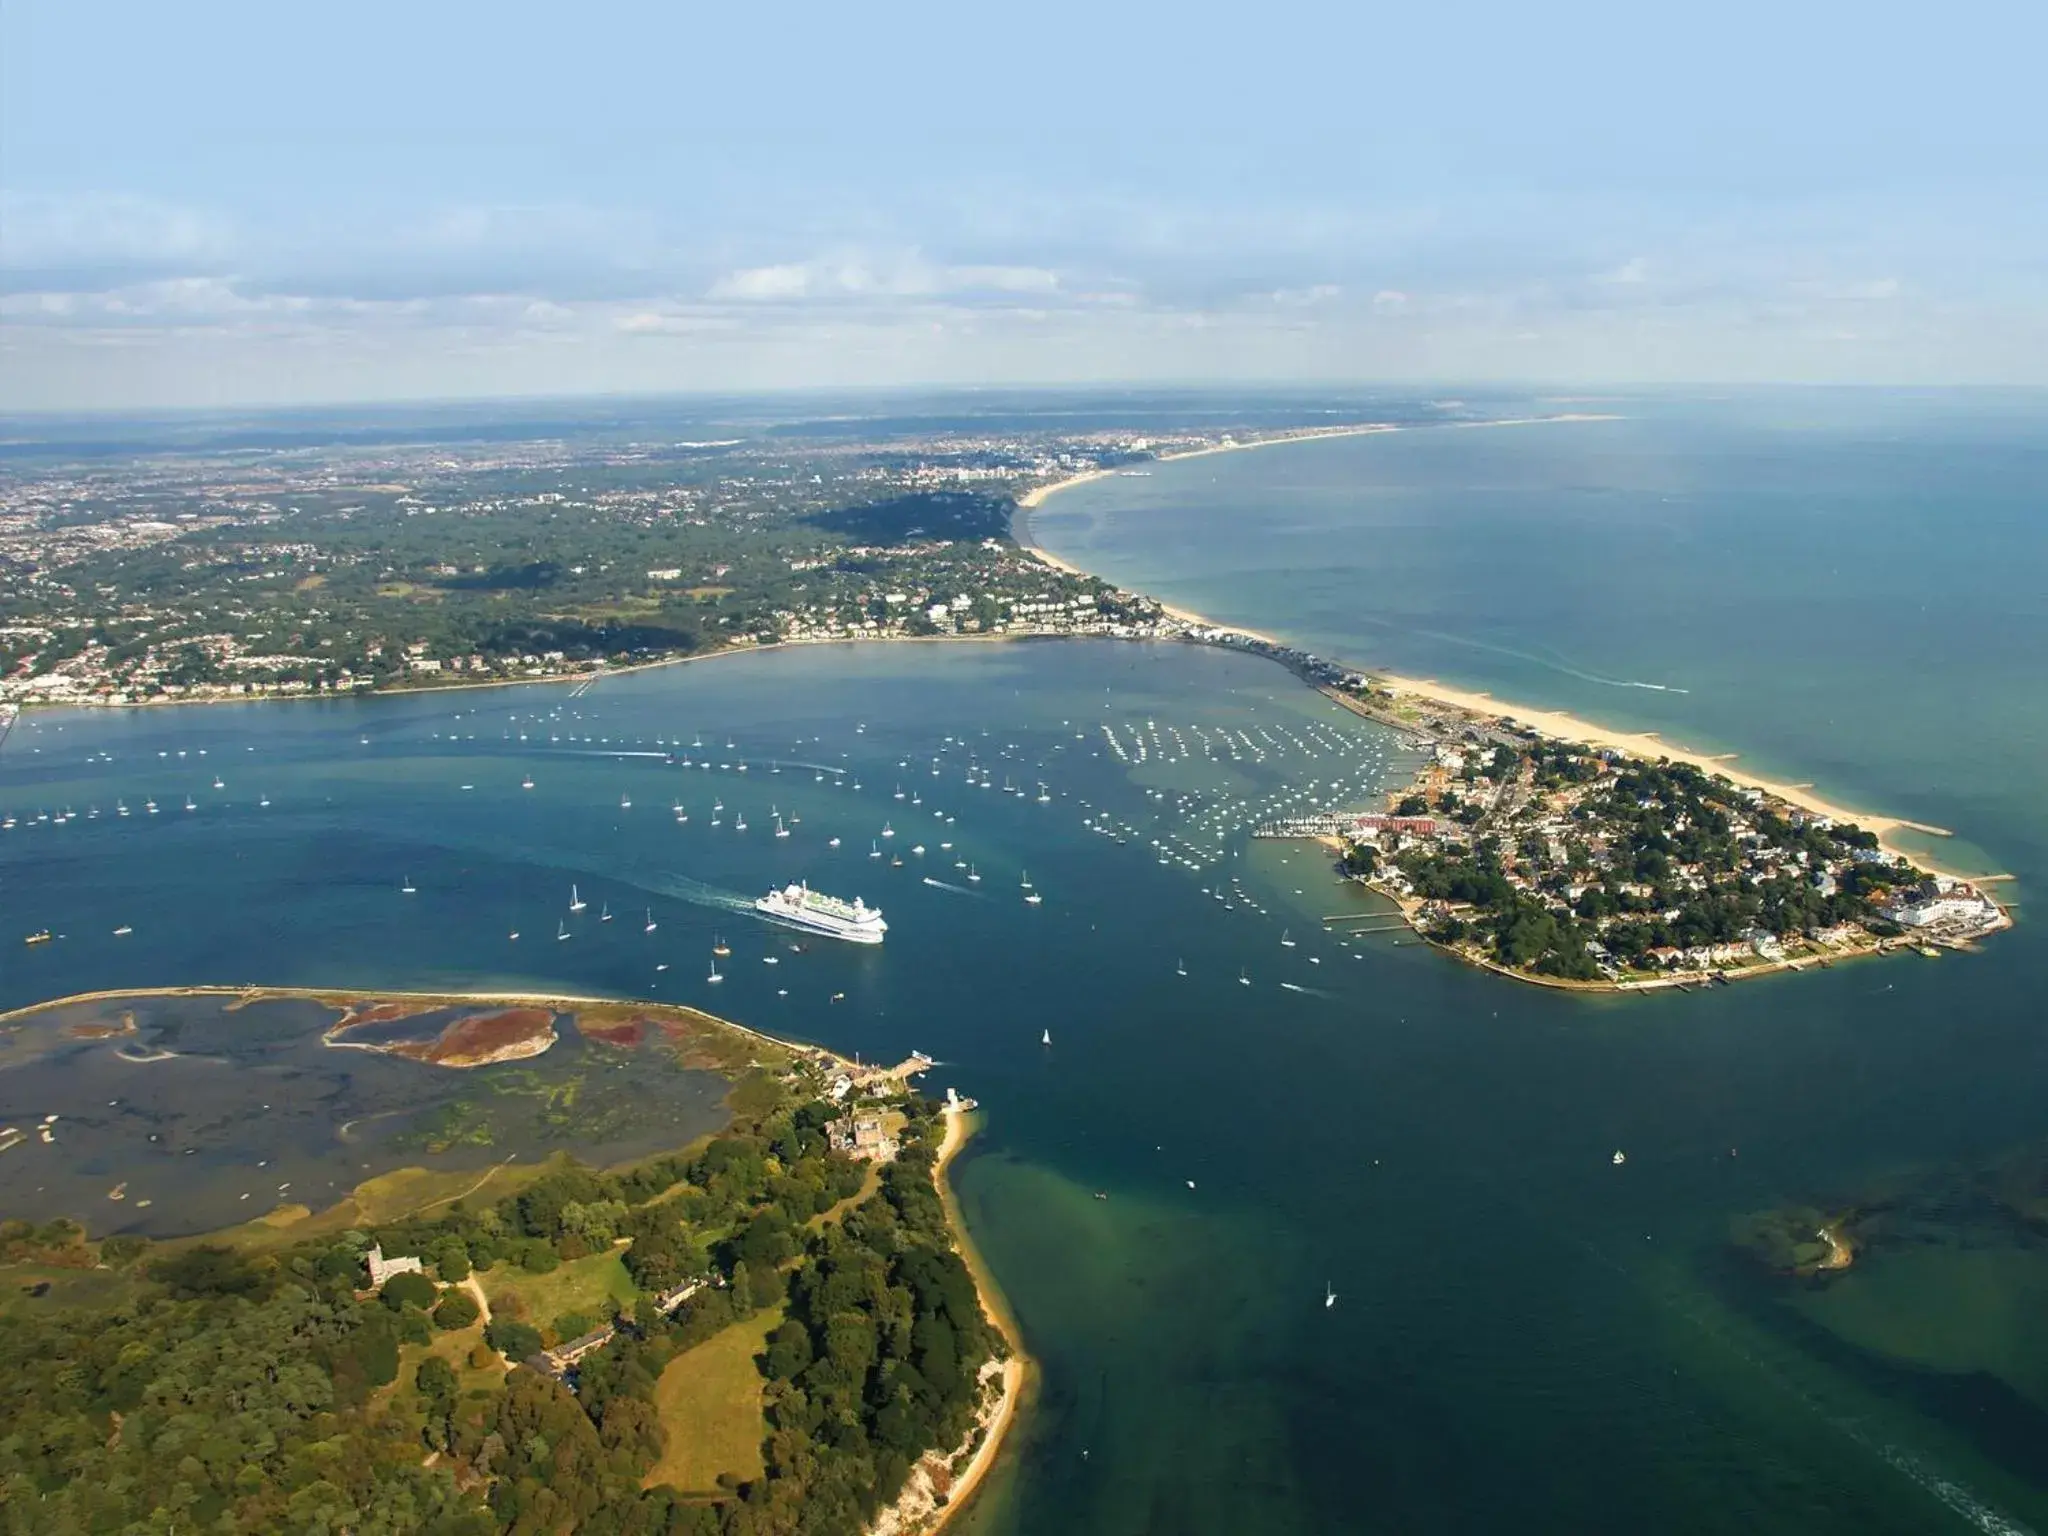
[0, 987, 1016, 1536]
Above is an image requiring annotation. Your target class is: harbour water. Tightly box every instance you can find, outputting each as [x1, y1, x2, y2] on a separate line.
[3, 392, 2045, 1532]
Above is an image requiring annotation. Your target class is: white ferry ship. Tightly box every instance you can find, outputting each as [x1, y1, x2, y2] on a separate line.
[755, 881, 887, 944]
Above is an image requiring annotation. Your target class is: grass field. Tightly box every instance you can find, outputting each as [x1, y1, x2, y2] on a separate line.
[481, 1248, 639, 1339]
[643, 1306, 782, 1495]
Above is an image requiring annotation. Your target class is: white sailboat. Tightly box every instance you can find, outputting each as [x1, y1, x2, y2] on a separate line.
[1041, 1028, 1051, 1046]
[644, 909, 657, 933]
[1325, 1282, 1337, 1310]
[707, 956, 724, 983]
[1239, 968, 1250, 986]
[569, 885, 587, 913]
[1281, 929, 1296, 948]
[774, 813, 789, 838]
[600, 902, 612, 922]
[1177, 957, 1188, 976]
[556, 921, 570, 941]
[401, 875, 417, 894]
[967, 865, 981, 883]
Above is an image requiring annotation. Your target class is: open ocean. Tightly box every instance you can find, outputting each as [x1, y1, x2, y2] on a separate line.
[4, 391, 2045, 1533]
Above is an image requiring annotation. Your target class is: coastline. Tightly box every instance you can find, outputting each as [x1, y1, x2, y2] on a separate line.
[904, 1104, 1029, 1536]
[1012, 418, 1987, 881]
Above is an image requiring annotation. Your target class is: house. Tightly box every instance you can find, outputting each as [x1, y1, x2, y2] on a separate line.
[827, 1114, 899, 1162]
[365, 1245, 424, 1288]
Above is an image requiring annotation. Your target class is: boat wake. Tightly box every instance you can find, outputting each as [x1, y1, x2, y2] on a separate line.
[1277, 981, 1335, 997]
[921, 876, 984, 898]
[1387, 622, 1691, 695]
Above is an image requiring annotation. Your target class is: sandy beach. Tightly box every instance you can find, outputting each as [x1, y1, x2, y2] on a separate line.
[917, 1104, 1029, 1534]
[1013, 413, 1972, 869]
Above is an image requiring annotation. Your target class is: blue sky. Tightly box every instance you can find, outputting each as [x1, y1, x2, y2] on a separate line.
[4, 0, 2045, 408]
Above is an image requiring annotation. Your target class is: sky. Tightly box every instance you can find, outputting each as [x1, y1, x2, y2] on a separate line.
[3, 0, 2046, 410]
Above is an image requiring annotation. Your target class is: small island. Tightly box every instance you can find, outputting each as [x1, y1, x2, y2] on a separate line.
[0, 986, 1021, 1536]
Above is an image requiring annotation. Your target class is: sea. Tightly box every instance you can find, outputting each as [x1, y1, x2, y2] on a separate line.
[3, 390, 2045, 1534]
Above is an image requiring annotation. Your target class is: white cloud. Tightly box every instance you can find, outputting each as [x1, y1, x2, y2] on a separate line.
[706, 254, 1060, 304]
[1595, 257, 1650, 285]
[1371, 289, 1410, 314]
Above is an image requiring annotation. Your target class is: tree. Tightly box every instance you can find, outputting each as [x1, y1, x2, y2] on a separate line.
[485, 1319, 545, 1361]
[433, 1288, 481, 1330]
[382, 1270, 440, 1310]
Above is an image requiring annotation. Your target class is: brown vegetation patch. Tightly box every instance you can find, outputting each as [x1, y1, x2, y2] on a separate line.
[334, 999, 437, 1029]
[577, 1016, 649, 1048]
[426, 1008, 557, 1067]
[64, 1010, 138, 1040]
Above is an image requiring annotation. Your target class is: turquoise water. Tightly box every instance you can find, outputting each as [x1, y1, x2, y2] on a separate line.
[2, 395, 2045, 1532]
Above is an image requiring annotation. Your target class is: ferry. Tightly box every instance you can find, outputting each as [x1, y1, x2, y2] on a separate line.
[754, 882, 887, 944]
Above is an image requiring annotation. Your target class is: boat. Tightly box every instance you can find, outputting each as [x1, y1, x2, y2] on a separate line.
[600, 903, 612, 922]
[967, 865, 981, 883]
[1612, 1150, 1627, 1166]
[774, 814, 789, 839]
[713, 936, 731, 956]
[734, 814, 748, 831]
[1325, 1283, 1337, 1310]
[401, 876, 417, 894]
[620, 794, 632, 810]
[870, 841, 882, 859]
[1021, 870, 1033, 889]
[707, 958, 723, 983]
[522, 776, 535, 790]
[113, 925, 132, 936]
[645, 909, 657, 932]
[1177, 958, 1188, 976]
[754, 882, 887, 944]
[828, 836, 841, 848]
[881, 821, 894, 838]
[24, 930, 53, 946]
[569, 885, 587, 913]
[1025, 890, 1042, 905]
[911, 844, 926, 856]
[183, 797, 197, 812]
[1239, 969, 1250, 986]
[1041, 1028, 1051, 1046]
[1281, 930, 1295, 947]
[145, 800, 158, 814]
[258, 794, 270, 807]
[212, 776, 224, 790]
[557, 922, 570, 941]
[509, 930, 520, 941]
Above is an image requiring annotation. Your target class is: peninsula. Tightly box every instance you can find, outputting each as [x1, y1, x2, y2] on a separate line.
[0, 985, 1023, 1536]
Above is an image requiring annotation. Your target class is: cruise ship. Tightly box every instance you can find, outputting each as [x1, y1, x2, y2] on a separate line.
[755, 882, 887, 944]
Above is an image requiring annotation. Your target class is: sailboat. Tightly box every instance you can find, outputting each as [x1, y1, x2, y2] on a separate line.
[600, 902, 612, 922]
[183, 796, 197, 812]
[258, 793, 270, 807]
[828, 836, 841, 848]
[509, 929, 521, 940]
[774, 813, 789, 839]
[522, 775, 535, 790]
[707, 956, 724, 983]
[1025, 888, 1042, 905]
[1325, 1282, 1337, 1310]
[881, 821, 894, 838]
[870, 841, 882, 859]
[713, 936, 731, 956]
[733, 813, 747, 831]
[620, 794, 632, 810]
[1177, 957, 1188, 976]
[569, 885, 587, 913]
[401, 875, 417, 894]
[644, 909, 657, 933]
[1239, 968, 1251, 986]
[1041, 1028, 1051, 1046]
[1281, 930, 1296, 948]
[556, 921, 570, 941]
[1021, 870, 1033, 888]
[967, 865, 981, 884]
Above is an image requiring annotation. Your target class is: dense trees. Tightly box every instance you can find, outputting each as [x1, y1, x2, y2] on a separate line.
[0, 1096, 994, 1536]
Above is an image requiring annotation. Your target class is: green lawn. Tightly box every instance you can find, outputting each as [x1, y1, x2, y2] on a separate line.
[643, 1306, 781, 1495]
[480, 1248, 639, 1339]
[0, 1264, 142, 1318]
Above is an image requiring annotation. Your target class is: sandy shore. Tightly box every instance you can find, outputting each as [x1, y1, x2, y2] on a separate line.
[1367, 671, 1951, 852]
[1012, 413, 1980, 870]
[914, 1104, 1029, 1534]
